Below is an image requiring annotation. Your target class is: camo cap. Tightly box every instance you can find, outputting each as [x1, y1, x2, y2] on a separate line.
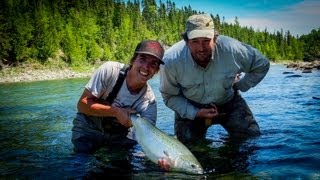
[184, 14, 215, 39]
[135, 40, 165, 65]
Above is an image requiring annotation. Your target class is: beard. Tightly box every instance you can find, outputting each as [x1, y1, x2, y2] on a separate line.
[192, 51, 212, 67]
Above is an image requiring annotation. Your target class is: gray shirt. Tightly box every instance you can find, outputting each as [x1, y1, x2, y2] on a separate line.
[159, 35, 270, 120]
[86, 61, 157, 125]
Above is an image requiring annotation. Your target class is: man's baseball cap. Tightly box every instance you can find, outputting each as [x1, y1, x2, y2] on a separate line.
[134, 40, 165, 65]
[183, 14, 215, 40]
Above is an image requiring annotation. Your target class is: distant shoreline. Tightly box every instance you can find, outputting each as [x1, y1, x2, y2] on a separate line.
[0, 60, 319, 84]
[0, 67, 94, 84]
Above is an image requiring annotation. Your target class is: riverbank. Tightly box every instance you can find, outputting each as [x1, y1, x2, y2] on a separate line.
[0, 64, 95, 84]
[285, 60, 320, 72]
[1, 60, 319, 84]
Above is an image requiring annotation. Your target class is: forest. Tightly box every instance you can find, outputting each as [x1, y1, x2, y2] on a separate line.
[0, 0, 319, 68]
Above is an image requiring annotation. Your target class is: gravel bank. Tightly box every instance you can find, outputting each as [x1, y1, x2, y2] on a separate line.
[286, 60, 320, 71]
[1, 61, 318, 84]
[0, 67, 94, 84]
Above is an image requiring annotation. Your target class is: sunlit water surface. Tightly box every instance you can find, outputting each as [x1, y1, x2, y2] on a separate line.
[0, 64, 319, 179]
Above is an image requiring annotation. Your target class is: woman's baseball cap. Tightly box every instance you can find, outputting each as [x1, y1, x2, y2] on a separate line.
[134, 40, 165, 65]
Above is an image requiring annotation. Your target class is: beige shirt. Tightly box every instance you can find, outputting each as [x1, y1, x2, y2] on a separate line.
[86, 61, 157, 124]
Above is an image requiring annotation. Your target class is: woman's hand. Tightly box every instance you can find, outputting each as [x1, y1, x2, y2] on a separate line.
[113, 106, 136, 128]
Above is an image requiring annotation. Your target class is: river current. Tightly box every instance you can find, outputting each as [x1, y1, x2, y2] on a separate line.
[0, 64, 319, 179]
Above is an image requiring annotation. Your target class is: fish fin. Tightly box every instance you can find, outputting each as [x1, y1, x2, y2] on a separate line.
[162, 150, 175, 167]
[163, 150, 169, 157]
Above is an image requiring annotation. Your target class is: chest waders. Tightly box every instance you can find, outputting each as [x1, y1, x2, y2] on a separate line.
[100, 65, 130, 134]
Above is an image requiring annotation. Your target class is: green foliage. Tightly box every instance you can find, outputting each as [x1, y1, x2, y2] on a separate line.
[63, 21, 87, 67]
[0, 0, 318, 68]
[34, 1, 60, 61]
[13, 13, 36, 61]
[299, 28, 320, 61]
[0, 13, 11, 61]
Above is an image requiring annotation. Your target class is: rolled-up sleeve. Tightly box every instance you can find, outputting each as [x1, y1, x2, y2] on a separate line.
[234, 43, 270, 92]
[159, 61, 199, 120]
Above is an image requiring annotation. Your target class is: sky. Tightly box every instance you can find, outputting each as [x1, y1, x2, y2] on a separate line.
[171, 0, 320, 36]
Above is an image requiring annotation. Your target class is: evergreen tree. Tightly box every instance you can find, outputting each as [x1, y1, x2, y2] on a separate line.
[0, 0, 12, 64]
[300, 28, 320, 61]
[0, 0, 317, 68]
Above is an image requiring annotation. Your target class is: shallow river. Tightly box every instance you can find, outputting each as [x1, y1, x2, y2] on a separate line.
[0, 64, 319, 179]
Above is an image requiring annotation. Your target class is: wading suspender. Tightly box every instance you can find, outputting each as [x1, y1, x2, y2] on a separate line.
[105, 65, 129, 104]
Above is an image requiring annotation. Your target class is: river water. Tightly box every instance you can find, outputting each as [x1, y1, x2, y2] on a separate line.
[0, 64, 319, 179]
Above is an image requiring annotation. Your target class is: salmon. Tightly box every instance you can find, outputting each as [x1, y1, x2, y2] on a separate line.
[130, 114, 204, 174]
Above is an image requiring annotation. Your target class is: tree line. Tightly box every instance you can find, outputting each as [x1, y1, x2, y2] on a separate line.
[0, 0, 319, 68]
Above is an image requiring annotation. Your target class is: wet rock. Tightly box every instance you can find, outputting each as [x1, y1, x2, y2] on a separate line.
[286, 60, 320, 71]
[283, 71, 294, 74]
[285, 74, 302, 78]
[302, 69, 312, 73]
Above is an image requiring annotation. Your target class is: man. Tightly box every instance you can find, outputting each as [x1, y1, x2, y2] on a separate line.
[159, 14, 270, 145]
[72, 40, 165, 154]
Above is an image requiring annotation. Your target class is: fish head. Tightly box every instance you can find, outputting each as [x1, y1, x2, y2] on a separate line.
[174, 155, 204, 175]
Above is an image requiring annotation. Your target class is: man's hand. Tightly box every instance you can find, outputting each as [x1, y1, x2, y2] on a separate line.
[195, 104, 219, 127]
[196, 104, 219, 119]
